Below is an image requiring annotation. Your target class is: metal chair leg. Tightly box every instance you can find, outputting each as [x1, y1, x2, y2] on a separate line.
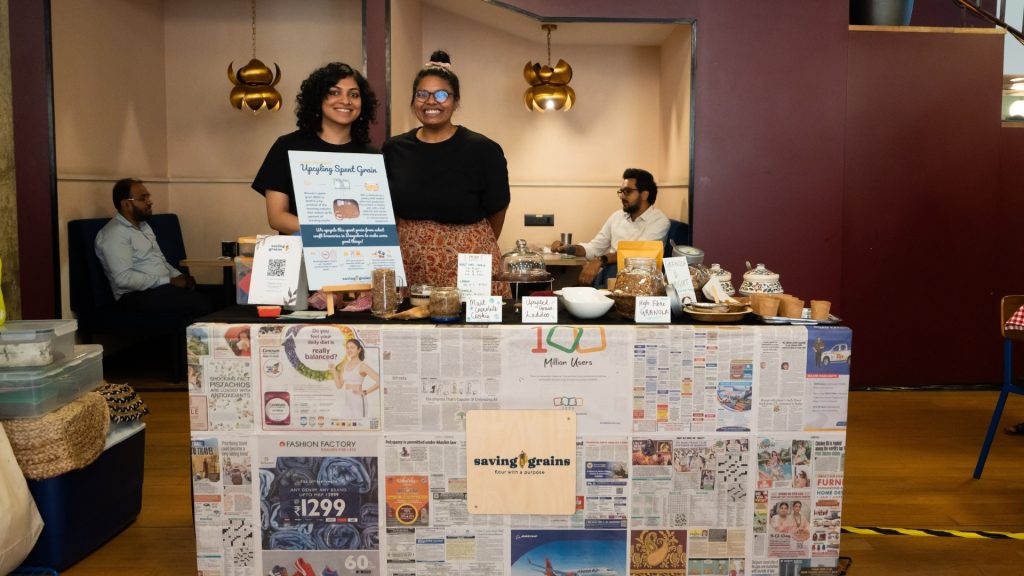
[974, 338, 1013, 479]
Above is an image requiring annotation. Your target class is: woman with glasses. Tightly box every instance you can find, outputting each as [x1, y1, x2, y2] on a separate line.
[382, 50, 510, 295]
[253, 62, 379, 234]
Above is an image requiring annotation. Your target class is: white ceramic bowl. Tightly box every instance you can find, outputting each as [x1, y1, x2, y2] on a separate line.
[560, 294, 614, 319]
[556, 287, 609, 299]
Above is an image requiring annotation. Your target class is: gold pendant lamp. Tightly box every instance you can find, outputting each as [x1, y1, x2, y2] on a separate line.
[523, 24, 575, 112]
[228, 0, 282, 113]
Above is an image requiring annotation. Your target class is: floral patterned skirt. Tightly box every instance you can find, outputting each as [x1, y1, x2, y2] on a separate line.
[397, 218, 509, 298]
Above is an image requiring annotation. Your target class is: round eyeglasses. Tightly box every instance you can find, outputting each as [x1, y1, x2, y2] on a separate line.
[414, 89, 451, 103]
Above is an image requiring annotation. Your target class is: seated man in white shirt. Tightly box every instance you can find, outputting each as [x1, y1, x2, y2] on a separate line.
[95, 178, 213, 318]
[550, 168, 670, 286]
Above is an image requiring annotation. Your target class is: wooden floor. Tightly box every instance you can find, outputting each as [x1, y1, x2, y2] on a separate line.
[55, 389, 1024, 576]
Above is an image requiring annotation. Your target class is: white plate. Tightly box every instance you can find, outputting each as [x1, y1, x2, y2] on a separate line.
[756, 309, 841, 325]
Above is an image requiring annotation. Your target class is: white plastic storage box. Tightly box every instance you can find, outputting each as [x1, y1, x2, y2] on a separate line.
[0, 345, 103, 419]
[0, 319, 77, 368]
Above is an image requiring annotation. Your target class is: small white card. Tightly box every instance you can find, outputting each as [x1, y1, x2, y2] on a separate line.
[663, 256, 697, 305]
[466, 296, 503, 323]
[635, 296, 671, 323]
[457, 253, 492, 302]
[248, 235, 305, 306]
[521, 296, 558, 323]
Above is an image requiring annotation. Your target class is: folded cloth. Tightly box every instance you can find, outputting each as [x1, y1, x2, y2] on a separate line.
[307, 290, 372, 312]
[340, 290, 373, 312]
[1006, 305, 1024, 331]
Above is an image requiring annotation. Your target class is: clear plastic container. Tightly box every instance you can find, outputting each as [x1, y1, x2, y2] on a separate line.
[0, 319, 78, 368]
[0, 344, 104, 418]
[237, 236, 258, 258]
[235, 256, 253, 304]
[611, 257, 666, 318]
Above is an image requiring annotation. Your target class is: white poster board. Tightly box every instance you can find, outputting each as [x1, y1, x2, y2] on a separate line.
[289, 151, 405, 290]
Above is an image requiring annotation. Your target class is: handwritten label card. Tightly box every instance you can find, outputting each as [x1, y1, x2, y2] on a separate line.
[248, 235, 305, 306]
[457, 254, 492, 302]
[522, 296, 558, 323]
[635, 296, 671, 323]
[663, 256, 697, 305]
[466, 296, 503, 323]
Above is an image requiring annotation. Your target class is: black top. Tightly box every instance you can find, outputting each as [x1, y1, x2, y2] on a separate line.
[382, 126, 510, 224]
[252, 130, 379, 216]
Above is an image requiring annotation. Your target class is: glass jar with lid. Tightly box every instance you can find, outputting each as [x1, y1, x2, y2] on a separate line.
[409, 284, 433, 307]
[429, 287, 462, 323]
[498, 239, 552, 302]
[611, 257, 666, 318]
[500, 239, 547, 277]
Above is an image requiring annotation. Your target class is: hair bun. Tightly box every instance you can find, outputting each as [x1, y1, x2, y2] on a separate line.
[429, 50, 451, 65]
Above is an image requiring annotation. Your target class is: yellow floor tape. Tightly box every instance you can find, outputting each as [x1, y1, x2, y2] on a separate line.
[842, 526, 1024, 540]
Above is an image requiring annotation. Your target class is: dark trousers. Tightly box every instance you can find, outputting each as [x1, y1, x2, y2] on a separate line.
[118, 284, 214, 320]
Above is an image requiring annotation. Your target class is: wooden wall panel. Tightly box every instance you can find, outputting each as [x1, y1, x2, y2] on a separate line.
[844, 29, 1005, 386]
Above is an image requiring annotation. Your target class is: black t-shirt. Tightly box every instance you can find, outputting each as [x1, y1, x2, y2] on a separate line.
[252, 130, 379, 216]
[382, 126, 510, 224]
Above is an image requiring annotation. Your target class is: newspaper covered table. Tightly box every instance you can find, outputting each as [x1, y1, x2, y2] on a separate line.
[186, 322, 852, 576]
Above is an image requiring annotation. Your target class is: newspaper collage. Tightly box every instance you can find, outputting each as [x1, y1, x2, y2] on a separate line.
[188, 322, 851, 576]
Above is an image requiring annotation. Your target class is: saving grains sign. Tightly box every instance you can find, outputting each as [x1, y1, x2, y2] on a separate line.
[465, 410, 577, 515]
[289, 152, 406, 290]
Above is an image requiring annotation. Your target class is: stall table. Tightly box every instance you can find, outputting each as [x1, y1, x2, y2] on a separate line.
[186, 306, 851, 576]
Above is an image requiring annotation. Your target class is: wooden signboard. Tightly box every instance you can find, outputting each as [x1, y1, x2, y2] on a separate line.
[465, 410, 577, 515]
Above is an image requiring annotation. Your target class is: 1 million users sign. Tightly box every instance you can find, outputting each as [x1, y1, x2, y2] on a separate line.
[465, 410, 577, 515]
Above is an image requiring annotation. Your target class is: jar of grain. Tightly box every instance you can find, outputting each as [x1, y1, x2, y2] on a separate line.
[611, 257, 666, 318]
[429, 287, 461, 323]
[371, 268, 401, 316]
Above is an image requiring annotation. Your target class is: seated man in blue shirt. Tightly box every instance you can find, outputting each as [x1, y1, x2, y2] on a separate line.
[550, 168, 670, 287]
[95, 178, 213, 318]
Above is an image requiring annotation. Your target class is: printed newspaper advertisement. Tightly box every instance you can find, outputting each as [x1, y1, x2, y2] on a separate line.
[510, 437, 630, 530]
[755, 327, 809, 433]
[632, 326, 755, 434]
[380, 327, 502, 432]
[510, 529, 627, 576]
[191, 434, 256, 576]
[256, 324, 382, 431]
[752, 434, 846, 573]
[631, 436, 752, 530]
[383, 435, 505, 575]
[188, 324, 256, 432]
[502, 324, 633, 434]
[255, 434, 381, 576]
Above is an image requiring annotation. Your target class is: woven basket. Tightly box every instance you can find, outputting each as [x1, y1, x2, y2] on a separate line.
[1, 391, 109, 480]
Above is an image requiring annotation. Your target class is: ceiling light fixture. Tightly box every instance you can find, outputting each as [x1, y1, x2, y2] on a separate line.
[228, 0, 282, 113]
[523, 24, 575, 112]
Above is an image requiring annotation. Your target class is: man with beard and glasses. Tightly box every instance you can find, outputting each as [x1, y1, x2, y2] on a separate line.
[550, 168, 670, 287]
[95, 178, 212, 316]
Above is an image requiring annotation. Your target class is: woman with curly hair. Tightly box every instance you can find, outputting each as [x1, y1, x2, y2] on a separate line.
[383, 50, 510, 294]
[253, 62, 379, 234]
